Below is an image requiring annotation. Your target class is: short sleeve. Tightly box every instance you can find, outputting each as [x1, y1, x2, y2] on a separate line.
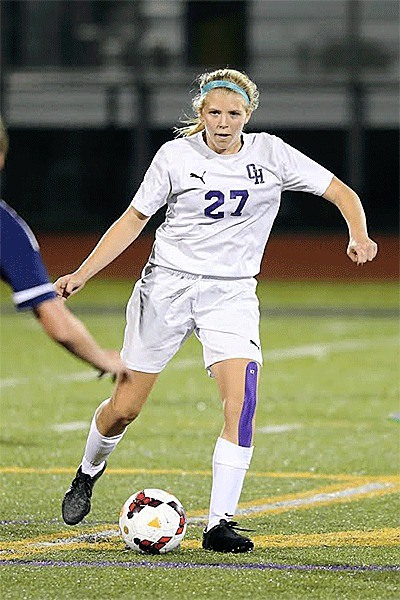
[130, 144, 171, 217]
[0, 201, 56, 310]
[277, 138, 334, 196]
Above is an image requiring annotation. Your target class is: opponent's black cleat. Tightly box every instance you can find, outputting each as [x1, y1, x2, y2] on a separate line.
[62, 463, 106, 525]
[202, 519, 254, 553]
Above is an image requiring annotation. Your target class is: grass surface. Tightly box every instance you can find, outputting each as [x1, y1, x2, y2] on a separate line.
[0, 279, 399, 599]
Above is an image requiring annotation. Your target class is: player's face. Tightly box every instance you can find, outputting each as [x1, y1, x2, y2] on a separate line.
[200, 90, 251, 155]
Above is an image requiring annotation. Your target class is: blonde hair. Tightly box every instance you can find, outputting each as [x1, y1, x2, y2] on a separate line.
[0, 117, 9, 158]
[174, 68, 259, 138]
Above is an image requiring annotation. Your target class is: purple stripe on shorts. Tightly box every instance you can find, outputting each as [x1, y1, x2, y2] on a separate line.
[238, 362, 258, 447]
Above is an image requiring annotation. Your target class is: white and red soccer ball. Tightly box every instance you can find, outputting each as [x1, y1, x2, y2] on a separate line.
[119, 488, 187, 554]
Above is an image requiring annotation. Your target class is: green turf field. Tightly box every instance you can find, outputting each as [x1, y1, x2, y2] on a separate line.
[0, 279, 399, 599]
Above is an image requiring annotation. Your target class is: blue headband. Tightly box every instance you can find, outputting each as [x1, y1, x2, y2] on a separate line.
[200, 80, 250, 104]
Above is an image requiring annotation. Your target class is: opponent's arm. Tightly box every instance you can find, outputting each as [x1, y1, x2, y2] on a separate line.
[323, 176, 378, 265]
[55, 206, 149, 298]
[34, 297, 128, 376]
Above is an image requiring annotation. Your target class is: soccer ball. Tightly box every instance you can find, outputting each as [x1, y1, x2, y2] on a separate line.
[119, 488, 187, 554]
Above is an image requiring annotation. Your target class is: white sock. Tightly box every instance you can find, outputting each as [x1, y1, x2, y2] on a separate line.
[80, 399, 126, 477]
[206, 437, 254, 531]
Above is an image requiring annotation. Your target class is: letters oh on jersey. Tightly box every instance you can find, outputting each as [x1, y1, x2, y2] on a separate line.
[132, 132, 333, 278]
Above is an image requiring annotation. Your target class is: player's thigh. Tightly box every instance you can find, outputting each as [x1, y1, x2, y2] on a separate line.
[210, 358, 260, 444]
[211, 358, 259, 410]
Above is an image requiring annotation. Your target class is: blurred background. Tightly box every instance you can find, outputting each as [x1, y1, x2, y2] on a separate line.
[0, 0, 398, 277]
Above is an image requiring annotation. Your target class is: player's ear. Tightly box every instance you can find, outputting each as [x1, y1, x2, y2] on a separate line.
[244, 110, 252, 125]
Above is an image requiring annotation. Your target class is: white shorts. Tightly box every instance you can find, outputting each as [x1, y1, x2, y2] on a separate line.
[121, 264, 262, 373]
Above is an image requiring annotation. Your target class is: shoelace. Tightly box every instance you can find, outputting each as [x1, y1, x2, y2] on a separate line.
[225, 521, 255, 533]
[71, 473, 93, 497]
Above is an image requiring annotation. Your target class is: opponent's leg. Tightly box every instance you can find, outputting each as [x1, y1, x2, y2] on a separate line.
[62, 370, 158, 525]
[203, 358, 259, 552]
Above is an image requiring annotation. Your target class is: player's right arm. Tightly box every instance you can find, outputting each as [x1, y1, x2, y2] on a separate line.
[34, 297, 128, 376]
[55, 206, 149, 298]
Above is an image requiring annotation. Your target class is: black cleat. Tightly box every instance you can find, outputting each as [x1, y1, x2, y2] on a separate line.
[202, 519, 254, 553]
[62, 463, 106, 525]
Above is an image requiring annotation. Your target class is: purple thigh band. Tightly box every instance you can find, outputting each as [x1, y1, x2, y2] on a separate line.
[238, 362, 258, 447]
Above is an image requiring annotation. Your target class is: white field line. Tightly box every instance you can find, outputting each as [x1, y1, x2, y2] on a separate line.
[264, 338, 384, 361]
[57, 372, 99, 383]
[53, 421, 304, 436]
[257, 424, 303, 434]
[51, 421, 89, 433]
[171, 336, 397, 370]
[36, 530, 119, 547]
[0, 371, 103, 389]
[18, 483, 394, 550]
[189, 482, 394, 523]
[235, 483, 393, 517]
[0, 377, 29, 389]
[1, 337, 397, 389]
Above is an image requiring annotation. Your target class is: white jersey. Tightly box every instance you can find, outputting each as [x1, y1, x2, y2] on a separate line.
[131, 132, 333, 278]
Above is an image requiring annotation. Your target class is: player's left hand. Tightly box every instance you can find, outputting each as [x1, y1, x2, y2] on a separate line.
[347, 237, 378, 265]
[97, 349, 131, 382]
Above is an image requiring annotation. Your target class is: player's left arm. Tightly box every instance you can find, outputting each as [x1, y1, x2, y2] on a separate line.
[322, 176, 378, 265]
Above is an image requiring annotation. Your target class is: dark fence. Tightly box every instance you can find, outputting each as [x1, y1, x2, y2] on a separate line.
[2, 127, 399, 235]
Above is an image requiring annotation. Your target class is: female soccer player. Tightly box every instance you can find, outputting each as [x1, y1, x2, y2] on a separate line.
[56, 69, 377, 552]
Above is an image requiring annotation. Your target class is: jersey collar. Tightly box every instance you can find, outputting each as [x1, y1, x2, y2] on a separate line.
[194, 131, 250, 159]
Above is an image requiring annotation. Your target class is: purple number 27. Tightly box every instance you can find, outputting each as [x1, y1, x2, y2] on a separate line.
[204, 190, 249, 219]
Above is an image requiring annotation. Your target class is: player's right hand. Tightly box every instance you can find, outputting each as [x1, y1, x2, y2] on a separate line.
[54, 272, 86, 299]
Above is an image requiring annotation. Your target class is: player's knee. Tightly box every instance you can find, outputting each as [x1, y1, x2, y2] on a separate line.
[117, 408, 141, 427]
[109, 402, 141, 427]
[238, 361, 258, 447]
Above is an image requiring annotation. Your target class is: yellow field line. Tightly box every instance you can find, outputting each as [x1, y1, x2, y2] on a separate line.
[1, 466, 398, 485]
[0, 466, 210, 476]
[185, 528, 400, 549]
[0, 540, 118, 562]
[252, 528, 400, 549]
[1, 471, 398, 561]
[1, 475, 399, 559]
[1, 527, 399, 561]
